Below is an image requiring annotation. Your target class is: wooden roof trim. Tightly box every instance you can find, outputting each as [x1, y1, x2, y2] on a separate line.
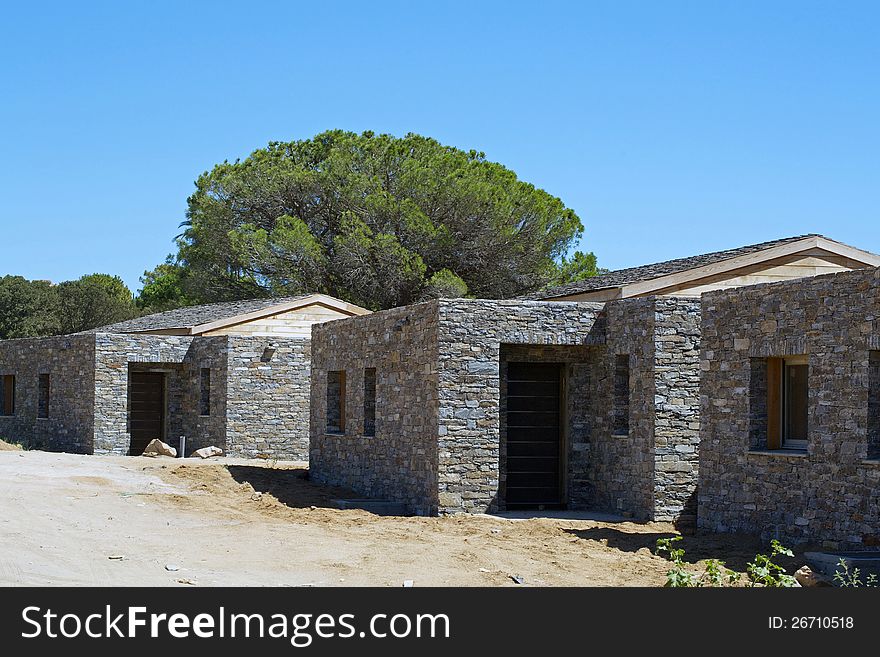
[618, 236, 880, 298]
[189, 294, 370, 336]
[813, 236, 880, 267]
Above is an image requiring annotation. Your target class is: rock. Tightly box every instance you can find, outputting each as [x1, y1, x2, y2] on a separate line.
[142, 439, 177, 458]
[193, 446, 223, 459]
[402, 580, 414, 587]
[251, 492, 263, 501]
[176, 578, 198, 586]
[165, 564, 180, 572]
[108, 555, 125, 560]
[795, 565, 833, 587]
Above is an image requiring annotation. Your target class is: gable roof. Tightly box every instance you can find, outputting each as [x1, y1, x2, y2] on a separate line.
[95, 294, 369, 336]
[530, 234, 880, 300]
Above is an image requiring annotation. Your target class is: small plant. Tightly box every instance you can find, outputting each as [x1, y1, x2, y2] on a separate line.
[833, 558, 879, 588]
[656, 537, 741, 587]
[701, 558, 742, 587]
[746, 540, 797, 587]
[656, 536, 695, 587]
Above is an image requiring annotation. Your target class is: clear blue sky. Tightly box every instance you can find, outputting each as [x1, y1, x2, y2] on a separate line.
[1, 1, 878, 292]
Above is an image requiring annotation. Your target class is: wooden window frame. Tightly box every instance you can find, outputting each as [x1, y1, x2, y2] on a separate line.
[767, 355, 808, 451]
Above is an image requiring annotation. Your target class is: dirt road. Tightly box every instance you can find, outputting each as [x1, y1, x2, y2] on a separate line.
[0, 448, 782, 587]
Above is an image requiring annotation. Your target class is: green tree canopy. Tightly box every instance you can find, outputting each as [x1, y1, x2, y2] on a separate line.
[0, 274, 139, 339]
[544, 251, 606, 288]
[137, 258, 192, 313]
[0, 276, 60, 339]
[55, 274, 139, 334]
[157, 130, 596, 310]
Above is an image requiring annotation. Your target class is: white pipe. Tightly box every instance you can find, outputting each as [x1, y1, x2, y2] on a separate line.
[179, 435, 185, 458]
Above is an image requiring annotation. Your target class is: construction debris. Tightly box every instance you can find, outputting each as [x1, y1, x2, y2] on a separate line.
[510, 574, 525, 585]
[794, 565, 833, 587]
[165, 564, 180, 572]
[402, 580, 414, 587]
[193, 446, 223, 459]
[142, 439, 177, 458]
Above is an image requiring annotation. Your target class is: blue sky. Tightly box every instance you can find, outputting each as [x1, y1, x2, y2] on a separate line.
[1, 1, 878, 292]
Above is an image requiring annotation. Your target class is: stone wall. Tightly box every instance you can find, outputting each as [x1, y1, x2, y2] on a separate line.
[0, 334, 96, 452]
[698, 267, 880, 548]
[310, 302, 441, 514]
[436, 299, 604, 513]
[1, 331, 312, 459]
[226, 336, 310, 460]
[547, 296, 701, 523]
[652, 297, 701, 523]
[93, 334, 228, 455]
[590, 298, 656, 519]
[308, 296, 703, 519]
[180, 337, 228, 455]
[869, 350, 880, 460]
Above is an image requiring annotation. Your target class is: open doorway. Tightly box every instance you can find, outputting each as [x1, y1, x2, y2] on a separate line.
[503, 361, 564, 509]
[129, 370, 166, 455]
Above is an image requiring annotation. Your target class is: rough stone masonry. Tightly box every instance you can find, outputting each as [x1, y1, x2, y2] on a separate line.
[698, 267, 880, 549]
[0, 332, 311, 460]
[310, 296, 703, 521]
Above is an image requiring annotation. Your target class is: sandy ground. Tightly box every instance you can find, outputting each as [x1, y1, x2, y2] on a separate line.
[0, 447, 801, 587]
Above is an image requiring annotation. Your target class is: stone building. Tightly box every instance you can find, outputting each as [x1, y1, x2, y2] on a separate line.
[0, 294, 368, 459]
[698, 266, 880, 549]
[310, 234, 880, 536]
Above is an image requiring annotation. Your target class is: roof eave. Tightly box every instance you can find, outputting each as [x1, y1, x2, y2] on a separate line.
[188, 294, 370, 335]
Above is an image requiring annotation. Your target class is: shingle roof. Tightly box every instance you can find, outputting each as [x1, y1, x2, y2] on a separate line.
[529, 234, 825, 300]
[94, 295, 314, 334]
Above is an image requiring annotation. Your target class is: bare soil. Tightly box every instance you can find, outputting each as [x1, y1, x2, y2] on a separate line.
[0, 449, 804, 586]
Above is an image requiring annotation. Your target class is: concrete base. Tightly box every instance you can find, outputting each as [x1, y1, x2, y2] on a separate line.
[805, 551, 880, 579]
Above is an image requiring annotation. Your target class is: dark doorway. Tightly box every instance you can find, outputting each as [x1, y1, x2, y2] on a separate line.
[504, 361, 563, 509]
[129, 371, 165, 455]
